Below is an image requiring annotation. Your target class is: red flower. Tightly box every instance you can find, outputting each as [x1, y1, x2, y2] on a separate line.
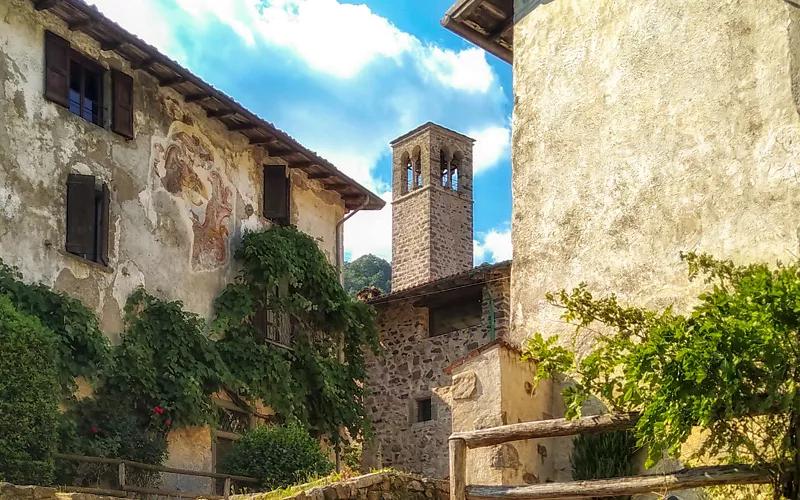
[91, 427, 99, 434]
[166, 420, 171, 426]
[154, 406, 163, 414]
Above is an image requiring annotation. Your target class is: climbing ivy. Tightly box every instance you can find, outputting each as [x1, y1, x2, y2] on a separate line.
[215, 226, 380, 446]
[0, 261, 109, 394]
[522, 253, 800, 498]
[1, 225, 378, 487]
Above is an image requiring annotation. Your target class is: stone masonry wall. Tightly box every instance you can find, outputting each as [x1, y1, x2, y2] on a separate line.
[511, 0, 800, 482]
[365, 276, 509, 478]
[236, 472, 448, 500]
[390, 124, 474, 291]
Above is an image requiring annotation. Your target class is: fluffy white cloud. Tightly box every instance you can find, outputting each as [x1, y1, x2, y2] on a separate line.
[419, 47, 495, 93]
[469, 125, 511, 174]
[344, 191, 393, 261]
[89, 0, 183, 59]
[474, 227, 512, 264]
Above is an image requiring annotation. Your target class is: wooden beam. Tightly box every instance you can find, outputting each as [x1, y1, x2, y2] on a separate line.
[69, 19, 96, 32]
[325, 183, 350, 190]
[132, 58, 155, 70]
[288, 161, 313, 169]
[185, 93, 211, 103]
[159, 76, 186, 87]
[450, 439, 467, 500]
[466, 465, 772, 500]
[265, 146, 294, 157]
[489, 15, 514, 42]
[480, 2, 508, 20]
[451, 413, 640, 448]
[34, 0, 58, 11]
[249, 137, 276, 145]
[101, 40, 122, 51]
[207, 109, 235, 118]
[306, 173, 331, 180]
[228, 123, 257, 132]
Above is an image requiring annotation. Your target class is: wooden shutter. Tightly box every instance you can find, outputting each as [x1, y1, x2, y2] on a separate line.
[263, 165, 289, 223]
[96, 183, 110, 266]
[45, 32, 70, 107]
[65, 174, 96, 259]
[252, 305, 267, 343]
[112, 70, 134, 139]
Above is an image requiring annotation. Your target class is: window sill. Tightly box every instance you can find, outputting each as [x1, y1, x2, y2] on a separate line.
[59, 249, 114, 274]
[411, 419, 436, 428]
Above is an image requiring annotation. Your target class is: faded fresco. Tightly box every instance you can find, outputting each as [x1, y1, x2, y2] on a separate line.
[152, 125, 233, 272]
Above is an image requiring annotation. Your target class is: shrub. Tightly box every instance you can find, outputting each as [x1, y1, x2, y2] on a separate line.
[571, 430, 638, 500]
[218, 424, 333, 490]
[56, 392, 168, 487]
[0, 294, 60, 485]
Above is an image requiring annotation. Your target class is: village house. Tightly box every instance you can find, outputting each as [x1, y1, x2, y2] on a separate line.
[363, 123, 527, 480]
[0, 0, 383, 490]
[443, 0, 800, 492]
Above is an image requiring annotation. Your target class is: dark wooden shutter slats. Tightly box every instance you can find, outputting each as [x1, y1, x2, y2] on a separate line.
[112, 70, 134, 139]
[66, 174, 96, 259]
[263, 165, 289, 223]
[45, 31, 70, 107]
[97, 183, 110, 266]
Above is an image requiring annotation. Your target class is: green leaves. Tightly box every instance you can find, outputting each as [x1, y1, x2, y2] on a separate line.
[523, 253, 800, 475]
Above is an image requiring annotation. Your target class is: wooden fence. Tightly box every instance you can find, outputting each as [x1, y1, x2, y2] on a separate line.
[54, 453, 258, 499]
[448, 413, 773, 500]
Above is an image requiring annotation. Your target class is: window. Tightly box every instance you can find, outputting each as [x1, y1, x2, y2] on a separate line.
[253, 305, 294, 348]
[416, 398, 433, 423]
[428, 288, 483, 337]
[212, 399, 269, 494]
[45, 32, 135, 137]
[65, 174, 110, 266]
[263, 165, 290, 225]
[450, 155, 461, 191]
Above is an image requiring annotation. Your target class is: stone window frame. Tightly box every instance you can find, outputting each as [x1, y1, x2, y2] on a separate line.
[409, 394, 437, 425]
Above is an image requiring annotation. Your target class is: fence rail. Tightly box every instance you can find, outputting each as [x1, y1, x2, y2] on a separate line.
[448, 413, 774, 500]
[54, 453, 258, 500]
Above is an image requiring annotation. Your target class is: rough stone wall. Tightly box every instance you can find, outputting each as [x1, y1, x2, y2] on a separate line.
[390, 125, 474, 291]
[235, 472, 448, 500]
[0, 0, 346, 488]
[511, 0, 800, 483]
[365, 277, 509, 478]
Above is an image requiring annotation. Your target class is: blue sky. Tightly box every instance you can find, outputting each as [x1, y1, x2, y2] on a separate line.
[90, 0, 513, 264]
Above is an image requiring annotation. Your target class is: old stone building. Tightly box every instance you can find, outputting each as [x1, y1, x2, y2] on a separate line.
[0, 0, 383, 491]
[364, 123, 514, 478]
[443, 0, 800, 493]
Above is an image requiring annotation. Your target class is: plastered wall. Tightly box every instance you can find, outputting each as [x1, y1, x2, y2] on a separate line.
[0, 0, 346, 487]
[510, 0, 800, 485]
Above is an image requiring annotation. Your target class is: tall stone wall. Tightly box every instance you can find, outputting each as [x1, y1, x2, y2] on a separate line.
[365, 277, 509, 478]
[511, 0, 800, 481]
[0, 0, 346, 489]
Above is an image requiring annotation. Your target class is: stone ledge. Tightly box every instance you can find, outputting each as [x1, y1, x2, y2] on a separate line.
[0, 484, 119, 500]
[231, 471, 448, 500]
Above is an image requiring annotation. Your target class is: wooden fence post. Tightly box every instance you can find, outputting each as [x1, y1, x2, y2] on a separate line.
[450, 438, 467, 500]
[224, 477, 231, 500]
[118, 462, 126, 490]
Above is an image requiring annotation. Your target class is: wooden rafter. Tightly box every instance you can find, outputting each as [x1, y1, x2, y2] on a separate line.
[132, 58, 155, 70]
[207, 109, 235, 118]
[34, 0, 58, 10]
[69, 19, 96, 32]
[184, 93, 211, 103]
[249, 137, 276, 145]
[307, 173, 332, 180]
[159, 76, 186, 87]
[228, 123, 257, 132]
[101, 40, 122, 51]
[288, 161, 313, 169]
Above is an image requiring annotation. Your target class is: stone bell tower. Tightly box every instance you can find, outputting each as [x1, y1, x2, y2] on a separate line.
[390, 122, 475, 291]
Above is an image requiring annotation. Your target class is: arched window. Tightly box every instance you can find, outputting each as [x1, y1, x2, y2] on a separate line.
[440, 149, 450, 188]
[401, 152, 412, 194]
[413, 149, 422, 189]
[450, 152, 462, 191]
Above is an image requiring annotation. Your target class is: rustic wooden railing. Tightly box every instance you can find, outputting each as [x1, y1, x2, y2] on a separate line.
[54, 453, 259, 499]
[448, 413, 773, 500]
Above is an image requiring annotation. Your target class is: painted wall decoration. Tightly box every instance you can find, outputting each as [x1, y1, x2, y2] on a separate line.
[152, 125, 234, 272]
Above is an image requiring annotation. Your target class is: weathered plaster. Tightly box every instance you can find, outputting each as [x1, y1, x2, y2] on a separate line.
[0, 0, 347, 486]
[511, 0, 800, 484]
